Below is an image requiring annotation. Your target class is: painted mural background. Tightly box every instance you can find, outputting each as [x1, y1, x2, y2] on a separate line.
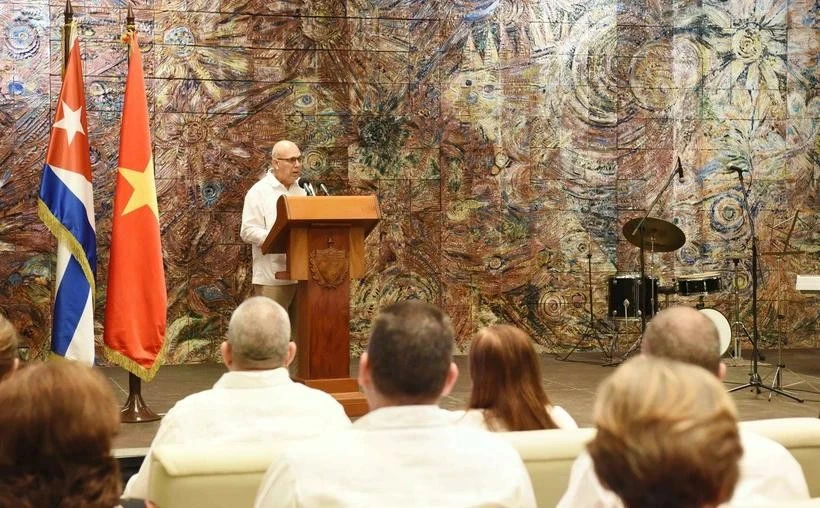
[0, 0, 816, 363]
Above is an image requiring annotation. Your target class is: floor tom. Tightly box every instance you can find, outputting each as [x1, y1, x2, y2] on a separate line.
[608, 273, 659, 320]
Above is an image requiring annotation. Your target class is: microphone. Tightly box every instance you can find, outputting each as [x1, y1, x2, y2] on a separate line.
[298, 178, 315, 196]
[676, 156, 684, 182]
[319, 183, 331, 196]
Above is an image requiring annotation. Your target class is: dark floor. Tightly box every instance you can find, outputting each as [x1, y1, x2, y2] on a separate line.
[109, 348, 820, 453]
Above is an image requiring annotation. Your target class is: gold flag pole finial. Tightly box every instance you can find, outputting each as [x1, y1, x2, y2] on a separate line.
[126, 3, 136, 34]
[62, 0, 74, 73]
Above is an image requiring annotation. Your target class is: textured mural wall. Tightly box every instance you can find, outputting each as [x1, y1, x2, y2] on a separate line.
[0, 0, 817, 363]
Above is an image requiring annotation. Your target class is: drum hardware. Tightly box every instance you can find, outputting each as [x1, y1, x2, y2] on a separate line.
[559, 248, 612, 364]
[725, 166, 801, 403]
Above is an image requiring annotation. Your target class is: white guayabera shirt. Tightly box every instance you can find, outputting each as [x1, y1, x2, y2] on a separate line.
[124, 368, 351, 499]
[255, 405, 537, 508]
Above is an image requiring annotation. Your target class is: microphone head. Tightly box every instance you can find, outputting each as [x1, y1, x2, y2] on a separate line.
[297, 178, 315, 195]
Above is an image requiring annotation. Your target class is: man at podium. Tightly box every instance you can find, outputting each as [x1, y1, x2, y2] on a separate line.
[240, 140, 308, 324]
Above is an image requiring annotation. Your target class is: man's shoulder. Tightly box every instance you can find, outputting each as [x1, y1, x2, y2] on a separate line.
[285, 382, 348, 407]
[739, 428, 793, 457]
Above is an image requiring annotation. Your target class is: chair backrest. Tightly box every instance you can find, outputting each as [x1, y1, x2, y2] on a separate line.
[145, 418, 820, 508]
[148, 443, 284, 508]
[739, 417, 820, 497]
[498, 427, 597, 508]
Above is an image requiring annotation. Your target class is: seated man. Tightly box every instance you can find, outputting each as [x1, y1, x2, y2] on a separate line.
[255, 301, 536, 508]
[124, 297, 351, 499]
[557, 306, 810, 508]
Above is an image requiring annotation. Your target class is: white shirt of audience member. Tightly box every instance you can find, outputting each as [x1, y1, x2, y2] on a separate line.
[453, 404, 579, 431]
[254, 405, 537, 508]
[123, 368, 351, 500]
[557, 429, 810, 508]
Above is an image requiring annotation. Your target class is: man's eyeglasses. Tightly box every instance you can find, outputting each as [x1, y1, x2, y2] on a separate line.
[276, 156, 302, 164]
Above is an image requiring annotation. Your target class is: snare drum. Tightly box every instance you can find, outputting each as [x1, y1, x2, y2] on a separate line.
[608, 273, 659, 320]
[677, 272, 721, 296]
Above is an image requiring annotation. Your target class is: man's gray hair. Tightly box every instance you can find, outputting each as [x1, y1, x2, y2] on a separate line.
[642, 306, 721, 376]
[226, 297, 290, 369]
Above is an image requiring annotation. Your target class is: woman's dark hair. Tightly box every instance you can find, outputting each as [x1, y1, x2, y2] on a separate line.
[468, 324, 557, 431]
[0, 361, 121, 508]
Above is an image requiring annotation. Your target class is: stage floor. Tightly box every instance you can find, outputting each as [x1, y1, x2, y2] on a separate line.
[109, 349, 820, 453]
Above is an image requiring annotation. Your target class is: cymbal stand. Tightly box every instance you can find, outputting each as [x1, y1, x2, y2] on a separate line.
[560, 249, 611, 363]
[765, 312, 813, 402]
[726, 169, 801, 402]
[631, 161, 682, 335]
[727, 258, 745, 365]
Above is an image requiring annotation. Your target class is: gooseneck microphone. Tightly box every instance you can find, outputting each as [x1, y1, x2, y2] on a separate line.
[298, 178, 315, 196]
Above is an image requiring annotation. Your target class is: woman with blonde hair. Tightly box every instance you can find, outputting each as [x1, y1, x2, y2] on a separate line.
[0, 360, 122, 507]
[459, 324, 577, 431]
[0, 313, 20, 380]
[588, 356, 743, 508]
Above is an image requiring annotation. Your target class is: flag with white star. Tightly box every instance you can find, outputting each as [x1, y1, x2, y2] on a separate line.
[103, 33, 168, 381]
[37, 35, 96, 365]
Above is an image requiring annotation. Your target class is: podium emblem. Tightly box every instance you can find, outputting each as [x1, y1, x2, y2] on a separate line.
[310, 246, 349, 288]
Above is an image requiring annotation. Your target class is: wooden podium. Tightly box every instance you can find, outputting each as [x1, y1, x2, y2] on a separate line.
[262, 195, 380, 417]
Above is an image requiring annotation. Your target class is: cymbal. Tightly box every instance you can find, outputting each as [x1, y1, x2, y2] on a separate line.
[623, 217, 685, 252]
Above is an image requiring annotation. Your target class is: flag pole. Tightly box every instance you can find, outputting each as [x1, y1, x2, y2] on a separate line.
[63, 0, 73, 74]
[119, 4, 160, 423]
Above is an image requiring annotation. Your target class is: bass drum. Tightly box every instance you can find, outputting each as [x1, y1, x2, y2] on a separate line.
[699, 308, 731, 355]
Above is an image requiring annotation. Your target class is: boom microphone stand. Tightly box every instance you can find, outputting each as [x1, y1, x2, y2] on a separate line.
[727, 167, 801, 402]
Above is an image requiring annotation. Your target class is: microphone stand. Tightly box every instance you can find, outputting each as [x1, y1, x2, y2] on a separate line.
[727, 169, 801, 402]
[629, 161, 680, 335]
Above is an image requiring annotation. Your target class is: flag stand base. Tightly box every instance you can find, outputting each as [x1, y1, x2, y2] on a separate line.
[120, 372, 160, 423]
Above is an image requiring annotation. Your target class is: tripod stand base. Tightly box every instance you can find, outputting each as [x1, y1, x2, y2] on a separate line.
[558, 336, 612, 365]
[728, 371, 804, 403]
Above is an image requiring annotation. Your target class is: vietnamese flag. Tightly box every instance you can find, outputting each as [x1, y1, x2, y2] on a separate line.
[103, 33, 167, 381]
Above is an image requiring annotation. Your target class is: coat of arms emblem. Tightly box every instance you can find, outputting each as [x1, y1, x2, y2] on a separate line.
[309, 246, 349, 288]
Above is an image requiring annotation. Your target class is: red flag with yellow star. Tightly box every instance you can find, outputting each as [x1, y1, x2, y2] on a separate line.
[103, 34, 167, 381]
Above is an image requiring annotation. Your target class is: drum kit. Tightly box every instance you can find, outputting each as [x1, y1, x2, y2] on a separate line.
[604, 217, 733, 358]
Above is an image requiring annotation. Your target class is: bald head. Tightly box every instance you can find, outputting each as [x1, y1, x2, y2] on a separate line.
[226, 297, 291, 370]
[642, 306, 721, 376]
[271, 140, 302, 187]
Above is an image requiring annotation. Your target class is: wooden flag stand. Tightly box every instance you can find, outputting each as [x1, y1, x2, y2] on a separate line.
[263, 195, 380, 417]
[121, 372, 160, 422]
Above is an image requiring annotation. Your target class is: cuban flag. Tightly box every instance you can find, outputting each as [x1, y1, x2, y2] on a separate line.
[37, 34, 96, 365]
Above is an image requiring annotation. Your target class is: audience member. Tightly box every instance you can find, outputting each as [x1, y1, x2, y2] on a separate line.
[255, 301, 536, 508]
[124, 297, 351, 500]
[0, 361, 122, 507]
[457, 324, 577, 430]
[558, 305, 811, 507]
[0, 313, 20, 380]
[589, 355, 743, 508]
